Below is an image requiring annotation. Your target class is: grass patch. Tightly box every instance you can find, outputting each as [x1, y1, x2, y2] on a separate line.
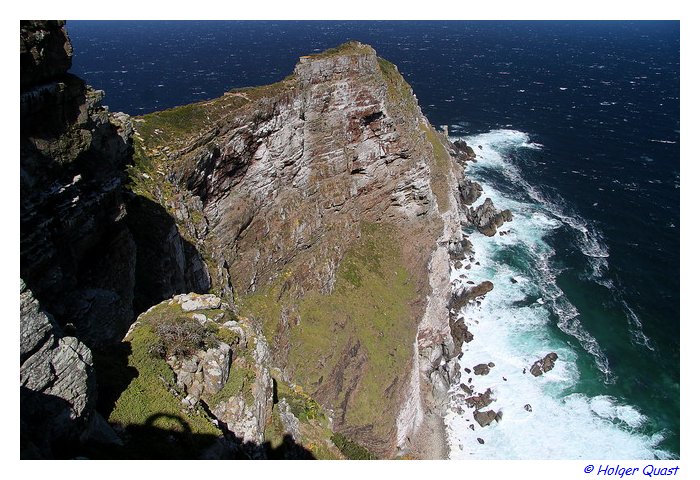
[209, 359, 255, 406]
[331, 432, 376, 460]
[99, 324, 221, 458]
[302, 41, 374, 60]
[421, 123, 452, 213]
[290, 222, 417, 439]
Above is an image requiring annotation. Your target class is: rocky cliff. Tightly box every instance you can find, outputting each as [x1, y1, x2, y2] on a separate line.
[20, 22, 480, 459]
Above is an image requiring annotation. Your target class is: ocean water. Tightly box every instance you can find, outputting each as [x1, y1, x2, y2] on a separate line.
[67, 20, 680, 458]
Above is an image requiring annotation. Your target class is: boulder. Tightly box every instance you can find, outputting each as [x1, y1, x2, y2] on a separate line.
[452, 139, 477, 162]
[473, 409, 499, 427]
[530, 352, 559, 377]
[473, 363, 491, 376]
[458, 178, 483, 205]
[174, 293, 222, 312]
[465, 388, 494, 409]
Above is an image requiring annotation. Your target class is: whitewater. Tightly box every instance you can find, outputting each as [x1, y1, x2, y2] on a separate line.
[445, 129, 671, 460]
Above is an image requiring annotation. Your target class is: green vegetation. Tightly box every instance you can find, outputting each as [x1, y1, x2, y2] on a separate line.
[240, 223, 418, 444]
[421, 123, 452, 213]
[331, 432, 377, 460]
[210, 359, 256, 406]
[303, 41, 374, 60]
[293, 223, 416, 435]
[99, 324, 221, 458]
[378, 57, 418, 117]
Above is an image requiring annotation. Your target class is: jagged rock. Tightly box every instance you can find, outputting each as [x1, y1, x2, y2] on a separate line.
[20, 20, 72, 89]
[452, 139, 477, 162]
[465, 388, 494, 409]
[168, 341, 232, 400]
[458, 178, 483, 205]
[212, 337, 274, 449]
[473, 363, 491, 376]
[20, 280, 96, 458]
[277, 398, 302, 442]
[465, 198, 513, 236]
[450, 281, 494, 311]
[449, 316, 474, 354]
[473, 409, 500, 427]
[530, 352, 559, 377]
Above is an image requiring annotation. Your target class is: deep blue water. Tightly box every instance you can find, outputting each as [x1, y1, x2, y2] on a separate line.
[67, 20, 680, 457]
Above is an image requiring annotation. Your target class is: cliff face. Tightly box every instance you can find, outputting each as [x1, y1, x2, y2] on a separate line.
[129, 41, 467, 455]
[21, 23, 469, 459]
[19, 21, 212, 458]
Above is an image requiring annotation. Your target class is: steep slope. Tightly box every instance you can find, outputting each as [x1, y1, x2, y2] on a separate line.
[129, 41, 468, 456]
[20, 22, 479, 458]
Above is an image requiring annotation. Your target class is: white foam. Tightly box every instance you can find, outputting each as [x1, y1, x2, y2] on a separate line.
[445, 129, 670, 459]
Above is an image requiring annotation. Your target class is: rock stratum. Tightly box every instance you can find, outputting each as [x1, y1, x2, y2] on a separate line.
[20, 21, 511, 459]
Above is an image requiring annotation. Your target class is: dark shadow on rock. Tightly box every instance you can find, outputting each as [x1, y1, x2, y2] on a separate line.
[92, 342, 138, 420]
[127, 194, 211, 315]
[21, 387, 83, 459]
[79, 412, 316, 460]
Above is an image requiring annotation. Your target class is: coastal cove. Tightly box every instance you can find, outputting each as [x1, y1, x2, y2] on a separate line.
[20, 20, 679, 460]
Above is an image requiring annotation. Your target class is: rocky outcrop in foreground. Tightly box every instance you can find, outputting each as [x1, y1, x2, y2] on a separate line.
[20, 280, 96, 458]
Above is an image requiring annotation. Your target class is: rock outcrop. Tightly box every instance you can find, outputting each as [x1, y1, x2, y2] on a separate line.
[530, 352, 559, 377]
[20, 279, 96, 458]
[466, 197, 513, 237]
[20, 20, 210, 348]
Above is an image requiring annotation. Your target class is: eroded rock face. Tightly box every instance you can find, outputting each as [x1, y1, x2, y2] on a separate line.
[20, 280, 96, 458]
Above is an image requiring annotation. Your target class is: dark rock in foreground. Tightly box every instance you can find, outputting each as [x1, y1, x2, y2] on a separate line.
[473, 363, 491, 376]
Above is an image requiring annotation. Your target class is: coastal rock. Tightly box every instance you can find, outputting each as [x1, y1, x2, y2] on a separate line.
[530, 352, 559, 377]
[524, 404, 533, 412]
[473, 409, 500, 427]
[451, 139, 477, 163]
[465, 198, 513, 237]
[465, 388, 494, 409]
[450, 281, 494, 312]
[458, 178, 483, 205]
[449, 316, 474, 353]
[473, 363, 491, 376]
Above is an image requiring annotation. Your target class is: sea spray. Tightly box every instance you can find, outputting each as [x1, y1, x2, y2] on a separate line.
[445, 129, 670, 459]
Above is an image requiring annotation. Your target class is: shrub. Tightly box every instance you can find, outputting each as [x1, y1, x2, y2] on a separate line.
[155, 318, 211, 357]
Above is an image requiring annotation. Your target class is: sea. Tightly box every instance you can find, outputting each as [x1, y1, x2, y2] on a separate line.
[67, 20, 680, 459]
